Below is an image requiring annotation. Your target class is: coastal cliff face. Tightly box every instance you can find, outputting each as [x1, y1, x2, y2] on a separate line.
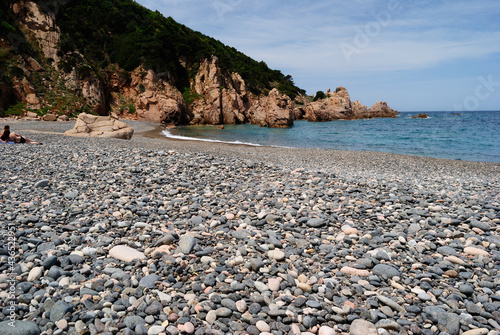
[1, 1, 397, 127]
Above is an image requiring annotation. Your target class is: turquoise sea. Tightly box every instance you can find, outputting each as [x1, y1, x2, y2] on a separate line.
[163, 111, 500, 163]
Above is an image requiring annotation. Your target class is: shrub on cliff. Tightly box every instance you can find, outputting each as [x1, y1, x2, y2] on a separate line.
[313, 91, 326, 101]
[53, 0, 304, 99]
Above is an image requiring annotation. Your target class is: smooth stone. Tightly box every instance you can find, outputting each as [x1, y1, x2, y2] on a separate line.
[268, 249, 285, 261]
[376, 295, 405, 313]
[437, 246, 458, 256]
[139, 274, 161, 289]
[464, 247, 489, 256]
[256, 320, 271, 332]
[306, 218, 325, 228]
[236, 300, 247, 313]
[376, 319, 400, 331]
[0, 321, 41, 335]
[254, 281, 269, 292]
[55, 319, 68, 330]
[372, 264, 400, 279]
[267, 279, 280, 292]
[215, 308, 232, 317]
[341, 266, 370, 277]
[183, 322, 194, 334]
[343, 227, 359, 235]
[206, 310, 217, 324]
[176, 235, 196, 254]
[64, 190, 78, 199]
[27, 267, 44, 282]
[109, 245, 146, 262]
[444, 256, 465, 265]
[350, 319, 378, 335]
[418, 292, 432, 301]
[35, 179, 50, 188]
[147, 325, 165, 335]
[297, 282, 312, 293]
[459, 284, 475, 296]
[462, 329, 489, 335]
[124, 316, 146, 329]
[318, 326, 336, 335]
[438, 313, 460, 335]
[49, 301, 73, 322]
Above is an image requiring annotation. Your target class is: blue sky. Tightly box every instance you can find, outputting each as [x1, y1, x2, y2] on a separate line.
[135, 0, 500, 111]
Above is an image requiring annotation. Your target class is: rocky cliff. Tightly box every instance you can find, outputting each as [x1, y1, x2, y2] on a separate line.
[0, 1, 397, 128]
[304, 87, 397, 121]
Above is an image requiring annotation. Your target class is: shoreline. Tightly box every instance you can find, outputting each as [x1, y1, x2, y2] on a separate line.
[4, 119, 499, 175]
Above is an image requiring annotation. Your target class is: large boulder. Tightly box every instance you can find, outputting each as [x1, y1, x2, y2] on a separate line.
[304, 86, 354, 121]
[366, 101, 398, 118]
[64, 113, 134, 139]
[248, 88, 294, 128]
[303, 87, 397, 121]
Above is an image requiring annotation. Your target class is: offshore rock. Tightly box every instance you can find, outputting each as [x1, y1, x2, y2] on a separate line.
[304, 87, 397, 121]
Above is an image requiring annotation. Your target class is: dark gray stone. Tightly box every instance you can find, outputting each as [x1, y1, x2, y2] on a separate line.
[306, 218, 325, 228]
[0, 321, 40, 335]
[49, 301, 73, 322]
[139, 274, 160, 288]
[372, 264, 400, 279]
[176, 235, 196, 254]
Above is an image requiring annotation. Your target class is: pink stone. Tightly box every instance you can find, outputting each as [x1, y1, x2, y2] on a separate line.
[109, 245, 145, 262]
[340, 266, 370, 277]
[464, 247, 489, 256]
[268, 278, 281, 292]
[152, 245, 171, 257]
[183, 322, 195, 334]
[343, 227, 359, 235]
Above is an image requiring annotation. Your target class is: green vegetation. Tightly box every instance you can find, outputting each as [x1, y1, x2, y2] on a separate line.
[116, 93, 136, 114]
[4, 102, 26, 116]
[182, 87, 202, 105]
[53, 0, 304, 99]
[313, 91, 326, 101]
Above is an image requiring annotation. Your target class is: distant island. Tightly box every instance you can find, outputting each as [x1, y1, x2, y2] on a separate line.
[0, 0, 397, 127]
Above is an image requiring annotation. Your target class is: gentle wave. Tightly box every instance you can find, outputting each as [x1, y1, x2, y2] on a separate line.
[162, 129, 263, 147]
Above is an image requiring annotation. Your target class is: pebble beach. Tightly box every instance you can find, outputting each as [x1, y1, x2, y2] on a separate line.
[0, 120, 499, 335]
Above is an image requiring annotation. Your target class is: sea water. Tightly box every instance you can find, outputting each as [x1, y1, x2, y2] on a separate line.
[163, 111, 500, 163]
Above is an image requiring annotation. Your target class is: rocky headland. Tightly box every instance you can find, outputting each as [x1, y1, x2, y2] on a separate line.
[0, 121, 499, 335]
[1, 1, 397, 129]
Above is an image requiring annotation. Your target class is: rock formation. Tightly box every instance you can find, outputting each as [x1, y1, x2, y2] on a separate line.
[304, 87, 397, 121]
[3, 1, 398, 129]
[13, 1, 60, 63]
[305, 87, 353, 121]
[189, 58, 293, 128]
[64, 113, 134, 140]
[366, 101, 398, 118]
[248, 88, 294, 128]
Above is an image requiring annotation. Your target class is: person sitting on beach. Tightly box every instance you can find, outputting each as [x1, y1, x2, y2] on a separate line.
[0, 125, 42, 145]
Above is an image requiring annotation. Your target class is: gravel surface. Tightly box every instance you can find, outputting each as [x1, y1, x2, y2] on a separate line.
[0, 119, 499, 335]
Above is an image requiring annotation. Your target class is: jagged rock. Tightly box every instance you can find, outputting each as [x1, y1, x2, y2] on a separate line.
[248, 88, 294, 128]
[191, 57, 248, 125]
[305, 86, 353, 121]
[411, 113, 429, 119]
[64, 113, 134, 139]
[6, 2, 397, 128]
[14, 1, 61, 63]
[304, 87, 397, 121]
[112, 68, 188, 124]
[367, 101, 398, 118]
